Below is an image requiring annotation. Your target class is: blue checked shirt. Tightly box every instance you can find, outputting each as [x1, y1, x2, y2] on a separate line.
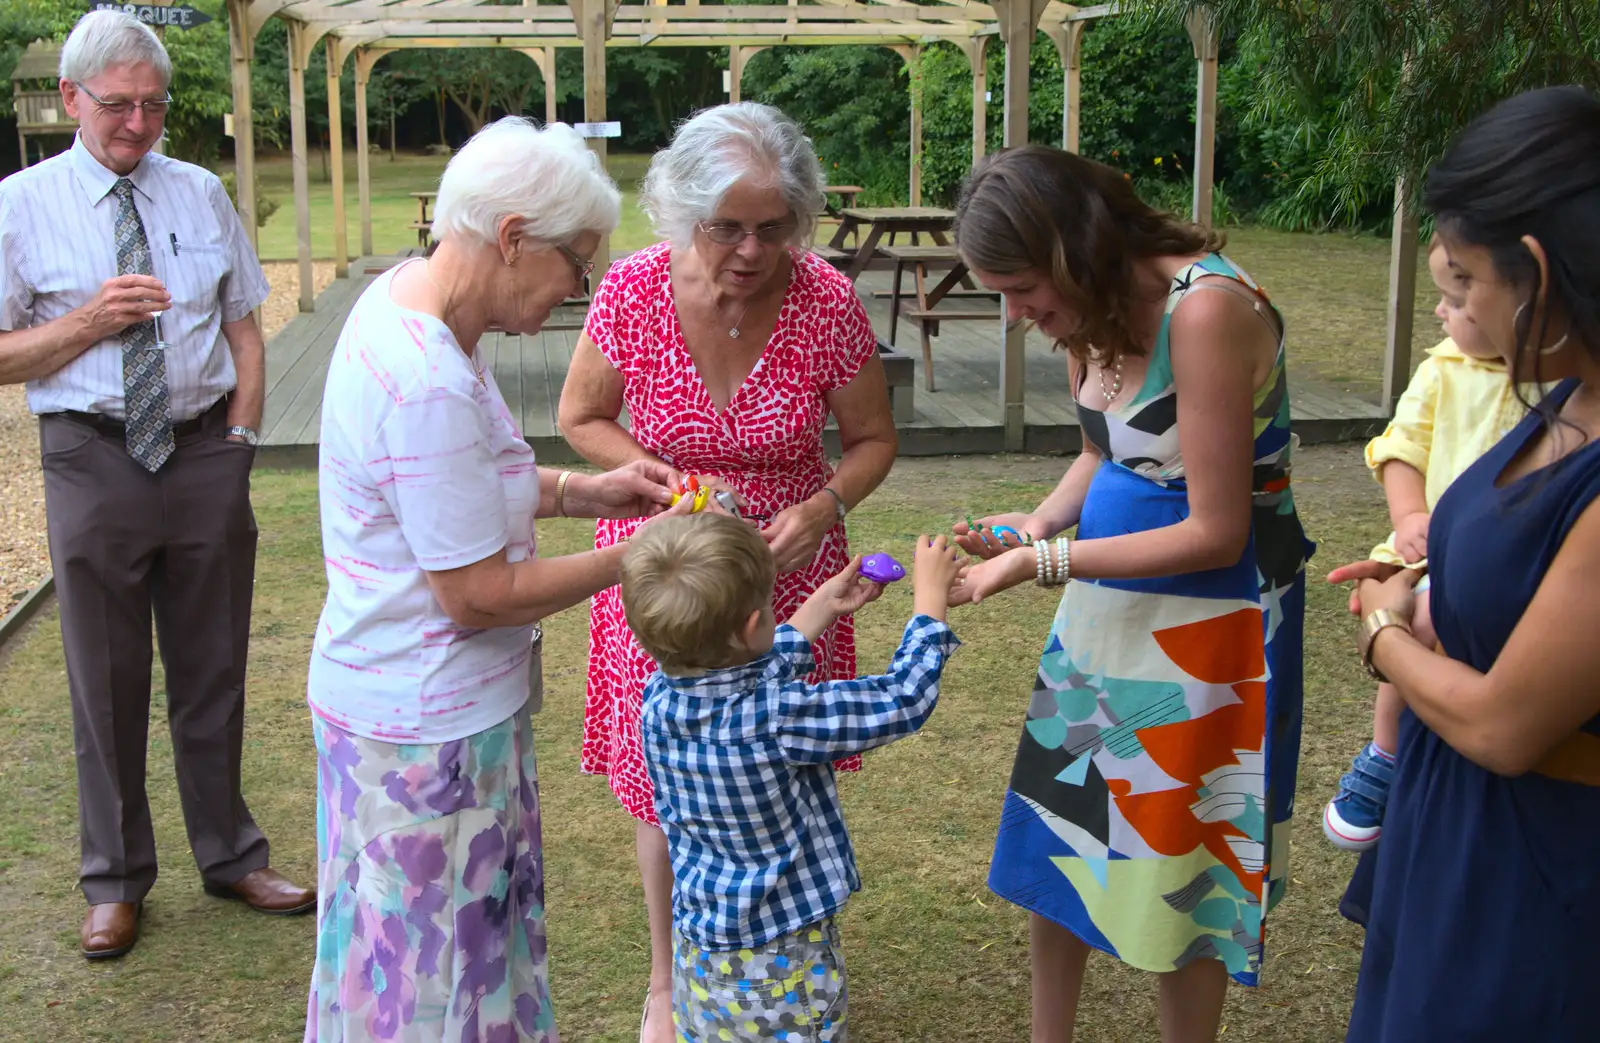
[642, 614, 959, 950]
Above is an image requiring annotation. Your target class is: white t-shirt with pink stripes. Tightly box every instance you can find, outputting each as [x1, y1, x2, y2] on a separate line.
[308, 262, 540, 744]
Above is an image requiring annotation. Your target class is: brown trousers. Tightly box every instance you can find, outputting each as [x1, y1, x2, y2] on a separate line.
[40, 402, 269, 905]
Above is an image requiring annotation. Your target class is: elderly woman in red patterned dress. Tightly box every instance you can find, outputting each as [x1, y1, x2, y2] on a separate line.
[557, 101, 898, 1041]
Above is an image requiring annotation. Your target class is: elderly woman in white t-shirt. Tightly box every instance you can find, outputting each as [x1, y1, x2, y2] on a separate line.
[303, 118, 682, 1043]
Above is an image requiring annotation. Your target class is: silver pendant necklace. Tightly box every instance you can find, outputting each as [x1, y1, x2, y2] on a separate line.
[725, 299, 753, 339]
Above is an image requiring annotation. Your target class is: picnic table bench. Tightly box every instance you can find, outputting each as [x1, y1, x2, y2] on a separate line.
[410, 191, 435, 247]
[881, 244, 1001, 392]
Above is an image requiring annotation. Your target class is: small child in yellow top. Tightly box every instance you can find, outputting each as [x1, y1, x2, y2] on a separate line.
[1322, 236, 1531, 851]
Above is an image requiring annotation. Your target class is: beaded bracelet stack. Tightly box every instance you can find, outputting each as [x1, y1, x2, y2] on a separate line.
[1033, 536, 1072, 587]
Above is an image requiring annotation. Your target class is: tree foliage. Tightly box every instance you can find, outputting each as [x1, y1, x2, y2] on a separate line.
[1135, 0, 1600, 219]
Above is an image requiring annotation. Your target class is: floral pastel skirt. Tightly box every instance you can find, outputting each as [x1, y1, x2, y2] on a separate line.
[305, 703, 556, 1043]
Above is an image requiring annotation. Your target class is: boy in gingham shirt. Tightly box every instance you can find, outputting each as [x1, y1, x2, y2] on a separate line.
[621, 514, 963, 1042]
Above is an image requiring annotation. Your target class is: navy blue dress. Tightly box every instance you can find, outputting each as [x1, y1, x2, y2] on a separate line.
[1343, 379, 1600, 1041]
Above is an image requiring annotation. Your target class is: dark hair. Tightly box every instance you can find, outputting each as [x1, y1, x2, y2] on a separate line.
[1424, 86, 1600, 422]
[952, 145, 1223, 365]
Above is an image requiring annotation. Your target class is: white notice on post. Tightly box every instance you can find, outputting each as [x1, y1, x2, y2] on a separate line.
[575, 122, 622, 139]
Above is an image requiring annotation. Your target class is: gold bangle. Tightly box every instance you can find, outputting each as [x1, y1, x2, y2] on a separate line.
[555, 469, 573, 517]
[1359, 608, 1411, 682]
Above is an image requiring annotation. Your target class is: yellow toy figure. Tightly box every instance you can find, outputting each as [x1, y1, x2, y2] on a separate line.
[669, 475, 711, 512]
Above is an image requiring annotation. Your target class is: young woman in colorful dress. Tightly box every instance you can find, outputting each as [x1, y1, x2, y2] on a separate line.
[949, 146, 1312, 1043]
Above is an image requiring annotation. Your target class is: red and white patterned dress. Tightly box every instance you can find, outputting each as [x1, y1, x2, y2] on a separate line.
[580, 243, 878, 825]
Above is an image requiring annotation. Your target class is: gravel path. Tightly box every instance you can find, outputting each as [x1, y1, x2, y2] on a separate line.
[0, 261, 336, 613]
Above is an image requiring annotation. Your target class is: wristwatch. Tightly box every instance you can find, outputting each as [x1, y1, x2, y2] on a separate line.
[1359, 608, 1411, 682]
[226, 425, 260, 446]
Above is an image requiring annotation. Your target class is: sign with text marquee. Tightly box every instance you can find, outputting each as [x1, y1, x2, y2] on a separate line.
[90, 2, 213, 30]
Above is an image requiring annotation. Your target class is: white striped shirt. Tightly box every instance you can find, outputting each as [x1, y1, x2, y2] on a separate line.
[0, 135, 270, 420]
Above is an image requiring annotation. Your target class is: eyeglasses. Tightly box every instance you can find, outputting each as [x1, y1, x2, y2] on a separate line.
[697, 220, 797, 246]
[554, 242, 596, 281]
[73, 81, 171, 120]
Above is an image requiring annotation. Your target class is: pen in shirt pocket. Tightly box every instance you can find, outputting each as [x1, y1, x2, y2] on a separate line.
[170, 233, 180, 256]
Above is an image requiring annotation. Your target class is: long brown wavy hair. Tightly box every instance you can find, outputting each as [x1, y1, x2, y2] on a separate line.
[953, 145, 1224, 365]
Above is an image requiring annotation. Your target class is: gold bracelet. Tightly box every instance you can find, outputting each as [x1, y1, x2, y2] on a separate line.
[555, 469, 573, 517]
[1359, 608, 1411, 683]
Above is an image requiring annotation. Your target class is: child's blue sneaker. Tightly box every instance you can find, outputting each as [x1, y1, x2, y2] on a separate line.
[1322, 742, 1395, 852]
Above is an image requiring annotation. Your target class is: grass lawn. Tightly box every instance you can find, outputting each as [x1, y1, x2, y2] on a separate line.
[234, 150, 659, 262]
[0, 449, 1390, 1042]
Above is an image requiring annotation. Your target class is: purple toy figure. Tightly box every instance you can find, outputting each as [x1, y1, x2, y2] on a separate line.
[859, 553, 906, 583]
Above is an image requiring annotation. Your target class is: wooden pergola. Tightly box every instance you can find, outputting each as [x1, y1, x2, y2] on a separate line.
[222, 0, 1413, 450]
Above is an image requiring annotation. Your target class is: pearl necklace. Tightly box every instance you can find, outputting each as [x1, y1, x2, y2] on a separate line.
[1097, 353, 1124, 405]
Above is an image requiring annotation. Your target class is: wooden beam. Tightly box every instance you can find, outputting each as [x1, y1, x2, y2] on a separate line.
[1185, 8, 1218, 229]
[288, 19, 314, 310]
[543, 45, 558, 123]
[248, 0, 298, 35]
[226, 0, 258, 251]
[364, 34, 952, 48]
[327, 20, 985, 38]
[288, 2, 997, 23]
[354, 47, 389, 257]
[893, 45, 923, 206]
[728, 44, 744, 103]
[962, 35, 987, 163]
[1384, 175, 1419, 415]
[575, 0, 613, 276]
[1045, 21, 1083, 152]
[518, 46, 560, 124]
[992, 0, 1047, 451]
[326, 36, 349, 277]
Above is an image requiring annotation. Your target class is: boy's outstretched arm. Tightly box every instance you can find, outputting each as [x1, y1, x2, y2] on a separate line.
[775, 615, 960, 764]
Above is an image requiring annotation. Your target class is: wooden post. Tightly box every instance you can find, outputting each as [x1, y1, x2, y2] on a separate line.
[993, 0, 1046, 451]
[543, 46, 558, 125]
[893, 45, 923, 206]
[355, 48, 386, 258]
[519, 47, 559, 125]
[727, 46, 766, 105]
[1046, 22, 1084, 152]
[225, 0, 257, 250]
[963, 36, 987, 163]
[575, 0, 614, 273]
[326, 36, 349, 278]
[287, 19, 314, 311]
[1384, 176, 1420, 414]
[1186, 9, 1219, 228]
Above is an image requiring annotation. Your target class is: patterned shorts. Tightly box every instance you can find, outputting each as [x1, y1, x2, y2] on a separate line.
[671, 919, 847, 1042]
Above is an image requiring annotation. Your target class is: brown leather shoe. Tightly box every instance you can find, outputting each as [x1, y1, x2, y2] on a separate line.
[81, 902, 140, 959]
[203, 867, 316, 915]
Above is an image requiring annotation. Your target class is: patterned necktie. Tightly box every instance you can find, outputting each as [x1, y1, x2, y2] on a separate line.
[112, 177, 173, 472]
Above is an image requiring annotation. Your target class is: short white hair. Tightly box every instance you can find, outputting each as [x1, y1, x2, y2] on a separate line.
[640, 102, 824, 248]
[432, 118, 622, 248]
[60, 10, 171, 88]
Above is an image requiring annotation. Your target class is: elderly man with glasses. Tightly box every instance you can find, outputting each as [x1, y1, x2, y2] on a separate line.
[0, 10, 312, 960]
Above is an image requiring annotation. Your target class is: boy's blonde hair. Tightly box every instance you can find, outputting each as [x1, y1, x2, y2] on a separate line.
[620, 514, 777, 674]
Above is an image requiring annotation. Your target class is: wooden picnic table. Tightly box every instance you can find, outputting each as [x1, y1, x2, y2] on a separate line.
[881, 244, 1001, 392]
[822, 184, 864, 216]
[410, 191, 436, 247]
[827, 206, 957, 283]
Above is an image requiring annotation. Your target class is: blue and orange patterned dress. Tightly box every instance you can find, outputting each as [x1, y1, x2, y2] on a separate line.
[988, 254, 1312, 985]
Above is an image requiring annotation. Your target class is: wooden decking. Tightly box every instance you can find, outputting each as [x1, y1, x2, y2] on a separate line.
[259, 256, 1388, 468]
